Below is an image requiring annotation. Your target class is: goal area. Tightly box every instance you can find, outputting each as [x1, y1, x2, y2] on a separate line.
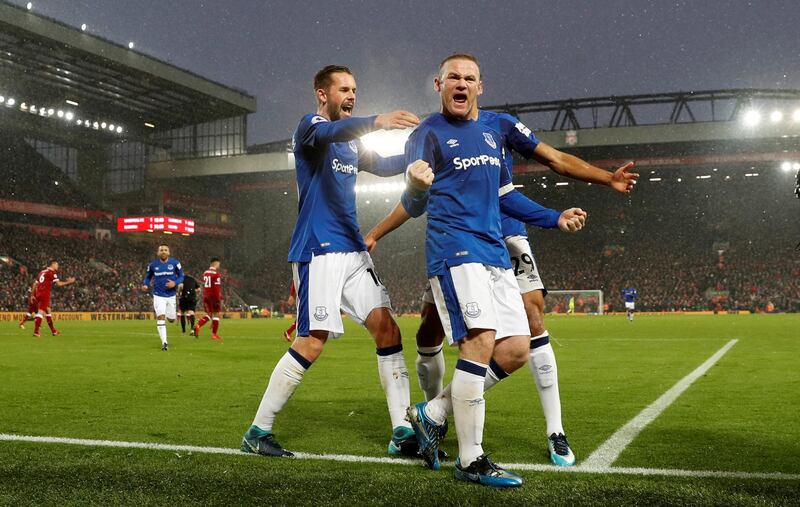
[545, 290, 604, 315]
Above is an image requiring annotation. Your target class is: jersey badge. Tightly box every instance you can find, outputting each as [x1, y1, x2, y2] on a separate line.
[483, 132, 496, 149]
[348, 140, 358, 153]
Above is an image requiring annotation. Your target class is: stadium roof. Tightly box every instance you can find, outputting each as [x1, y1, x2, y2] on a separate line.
[0, 1, 256, 139]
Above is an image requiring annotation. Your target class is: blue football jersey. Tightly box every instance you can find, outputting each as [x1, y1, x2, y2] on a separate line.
[287, 113, 405, 263]
[622, 288, 638, 302]
[142, 257, 184, 297]
[478, 110, 541, 239]
[404, 113, 514, 276]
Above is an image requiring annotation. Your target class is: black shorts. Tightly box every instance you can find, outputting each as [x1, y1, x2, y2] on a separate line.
[179, 297, 197, 312]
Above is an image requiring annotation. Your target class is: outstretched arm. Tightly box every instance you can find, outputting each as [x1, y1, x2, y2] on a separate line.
[533, 142, 638, 193]
[498, 186, 587, 232]
[55, 277, 76, 287]
[358, 151, 406, 177]
[299, 111, 419, 147]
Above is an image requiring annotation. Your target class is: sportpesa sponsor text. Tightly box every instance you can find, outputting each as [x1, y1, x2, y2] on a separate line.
[454, 154, 501, 171]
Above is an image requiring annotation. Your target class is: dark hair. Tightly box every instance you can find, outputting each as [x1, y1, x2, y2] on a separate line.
[314, 65, 353, 91]
[438, 53, 481, 76]
[47, 259, 57, 266]
[210, 257, 220, 264]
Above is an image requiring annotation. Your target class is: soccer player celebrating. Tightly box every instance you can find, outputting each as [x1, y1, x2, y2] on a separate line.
[365, 61, 637, 469]
[622, 286, 638, 321]
[241, 64, 421, 459]
[178, 273, 200, 335]
[194, 258, 223, 340]
[141, 244, 184, 351]
[388, 54, 592, 487]
[30, 260, 75, 337]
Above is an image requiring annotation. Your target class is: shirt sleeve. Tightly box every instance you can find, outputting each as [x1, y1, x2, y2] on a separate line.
[175, 260, 184, 285]
[296, 115, 377, 148]
[498, 189, 561, 229]
[142, 263, 154, 286]
[358, 149, 406, 177]
[500, 113, 539, 160]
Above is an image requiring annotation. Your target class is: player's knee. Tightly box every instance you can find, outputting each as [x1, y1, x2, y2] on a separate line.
[523, 291, 546, 336]
[495, 341, 529, 373]
[416, 305, 444, 348]
[366, 308, 400, 345]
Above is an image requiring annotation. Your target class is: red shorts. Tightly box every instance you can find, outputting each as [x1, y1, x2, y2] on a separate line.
[34, 293, 50, 310]
[203, 298, 221, 314]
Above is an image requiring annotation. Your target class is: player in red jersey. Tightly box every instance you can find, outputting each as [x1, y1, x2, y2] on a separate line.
[31, 260, 75, 337]
[194, 258, 223, 340]
[283, 281, 297, 342]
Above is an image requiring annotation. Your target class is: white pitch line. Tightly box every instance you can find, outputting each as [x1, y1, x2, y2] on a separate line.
[1, 430, 798, 481]
[581, 339, 738, 469]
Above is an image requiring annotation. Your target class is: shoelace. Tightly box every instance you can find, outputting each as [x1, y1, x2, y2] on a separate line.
[476, 455, 504, 477]
[551, 434, 570, 455]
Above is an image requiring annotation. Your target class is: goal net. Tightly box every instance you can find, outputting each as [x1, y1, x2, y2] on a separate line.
[544, 290, 604, 315]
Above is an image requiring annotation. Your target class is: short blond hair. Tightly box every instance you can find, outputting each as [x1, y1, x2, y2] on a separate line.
[438, 53, 480, 77]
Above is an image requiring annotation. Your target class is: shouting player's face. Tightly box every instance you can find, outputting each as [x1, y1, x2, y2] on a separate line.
[158, 245, 170, 261]
[318, 72, 356, 121]
[435, 59, 483, 120]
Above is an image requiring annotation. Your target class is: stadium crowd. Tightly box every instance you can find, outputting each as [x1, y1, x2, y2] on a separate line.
[0, 225, 238, 312]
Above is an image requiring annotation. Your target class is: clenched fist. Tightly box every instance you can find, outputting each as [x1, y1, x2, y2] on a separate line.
[558, 208, 588, 232]
[406, 160, 434, 191]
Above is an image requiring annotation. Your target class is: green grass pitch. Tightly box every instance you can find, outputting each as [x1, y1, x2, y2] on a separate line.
[0, 314, 798, 505]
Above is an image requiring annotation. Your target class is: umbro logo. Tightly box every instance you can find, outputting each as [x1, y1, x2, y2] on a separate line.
[446, 138, 459, 148]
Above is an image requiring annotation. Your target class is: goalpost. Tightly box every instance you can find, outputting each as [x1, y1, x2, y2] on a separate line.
[545, 290, 604, 315]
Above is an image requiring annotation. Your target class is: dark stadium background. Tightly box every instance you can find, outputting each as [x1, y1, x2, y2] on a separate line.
[0, 0, 798, 316]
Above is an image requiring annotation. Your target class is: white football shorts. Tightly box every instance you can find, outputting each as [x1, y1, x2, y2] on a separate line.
[293, 251, 392, 339]
[153, 295, 177, 320]
[429, 262, 529, 345]
[625, 301, 636, 310]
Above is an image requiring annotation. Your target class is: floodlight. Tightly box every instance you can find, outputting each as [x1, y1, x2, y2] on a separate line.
[0, 96, 4, 103]
[770, 110, 783, 123]
[781, 161, 792, 171]
[57, 110, 64, 118]
[116, 126, 123, 133]
[6, 98, 15, 106]
[26, 2, 32, 11]
[47, 108, 54, 116]
[80, 24, 87, 31]
[360, 129, 412, 157]
[793, 162, 800, 171]
[101, 122, 107, 128]
[793, 109, 800, 122]
[65, 111, 74, 120]
[741, 109, 761, 127]
[108, 124, 115, 131]
[128, 42, 134, 49]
